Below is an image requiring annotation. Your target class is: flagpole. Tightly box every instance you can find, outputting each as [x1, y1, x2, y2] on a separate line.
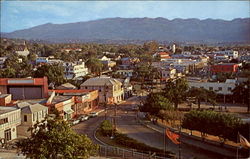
[164, 128, 166, 158]
[236, 132, 239, 159]
[179, 124, 181, 159]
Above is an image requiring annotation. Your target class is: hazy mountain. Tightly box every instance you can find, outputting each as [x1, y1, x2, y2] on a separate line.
[2, 17, 250, 43]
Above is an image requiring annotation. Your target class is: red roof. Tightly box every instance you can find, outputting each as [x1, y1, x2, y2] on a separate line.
[48, 89, 92, 93]
[158, 52, 170, 55]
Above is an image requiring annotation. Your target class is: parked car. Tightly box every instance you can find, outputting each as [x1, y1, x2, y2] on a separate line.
[78, 115, 89, 121]
[88, 112, 98, 117]
[68, 119, 80, 126]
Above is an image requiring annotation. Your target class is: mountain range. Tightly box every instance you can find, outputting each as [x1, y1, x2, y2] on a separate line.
[1, 17, 250, 44]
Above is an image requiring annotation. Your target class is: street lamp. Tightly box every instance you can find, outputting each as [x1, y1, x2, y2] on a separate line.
[244, 84, 250, 113]
[104, 83, 109, 120]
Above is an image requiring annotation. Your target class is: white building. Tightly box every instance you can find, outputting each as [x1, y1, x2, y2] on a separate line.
[188, 79, 236, 103]
[16, 102, 48, 137]
[80, 76, 124, 104]
[0, 57, 7, 69]
[14, 45, 30, 57]
[116, 70, 134, 77]
[161, 68, 176, 79]
[63, 60, 88, 80]
[214, 50, 238, 59]
[0, 107, 21, 142]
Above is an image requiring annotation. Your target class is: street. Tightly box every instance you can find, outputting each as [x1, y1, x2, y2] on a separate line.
[73, 96, 236, 159]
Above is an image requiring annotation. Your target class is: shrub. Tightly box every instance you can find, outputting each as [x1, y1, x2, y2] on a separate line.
[100, 120, 113, 136]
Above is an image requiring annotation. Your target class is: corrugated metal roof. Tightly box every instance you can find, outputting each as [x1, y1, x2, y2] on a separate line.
[80, 77, 122, 86]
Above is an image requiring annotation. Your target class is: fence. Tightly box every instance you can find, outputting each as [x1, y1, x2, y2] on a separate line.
[98, 145, 172, 159]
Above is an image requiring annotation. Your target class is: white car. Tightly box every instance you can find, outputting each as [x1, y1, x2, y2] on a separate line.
[78, 115, 89, 121]
[89, 112, 98, 117]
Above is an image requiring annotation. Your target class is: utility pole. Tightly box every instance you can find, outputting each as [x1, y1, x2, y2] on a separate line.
[104, 83, 108, 120]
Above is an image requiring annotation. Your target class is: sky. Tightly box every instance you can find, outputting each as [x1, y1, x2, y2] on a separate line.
[1, 1, 250, 33]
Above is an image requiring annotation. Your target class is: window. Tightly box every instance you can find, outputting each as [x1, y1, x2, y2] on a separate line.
[0, 118, 8, 125]
[200, 87, 204, 89]
[218, 87, 222, 91]
[209, 87, 213, 91]
[228, 87, 232, 91]
[4, 129, 11, 141]
[24, 115, 27, 122]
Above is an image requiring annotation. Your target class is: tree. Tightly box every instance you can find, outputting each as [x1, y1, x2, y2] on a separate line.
[187, 87, 217, 109]
[232, 81, 250, 112]
[164, 78, 189, 109]
[140, 93, 173, 116]
[85, 58, 103, 75]
[34, 64, 65, 86]
[182, 110, 247, 142]
[16, 119, 98, 159]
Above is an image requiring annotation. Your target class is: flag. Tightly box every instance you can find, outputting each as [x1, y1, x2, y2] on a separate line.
[166, 128, 180, 144]
[239, 133, 250, 148]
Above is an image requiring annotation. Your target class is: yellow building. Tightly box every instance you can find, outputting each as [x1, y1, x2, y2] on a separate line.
[80, 76, 124, 104]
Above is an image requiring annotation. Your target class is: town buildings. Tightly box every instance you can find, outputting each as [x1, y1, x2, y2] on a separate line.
[80, 76, 124, 104]
[48, 89, 99, 117]
[213, 50, 238, 59]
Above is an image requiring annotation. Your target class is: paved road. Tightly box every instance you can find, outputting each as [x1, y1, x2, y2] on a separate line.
[116, 97, 239, 159]
[72, 112, 105, 145]
[73, 96, 239, 159]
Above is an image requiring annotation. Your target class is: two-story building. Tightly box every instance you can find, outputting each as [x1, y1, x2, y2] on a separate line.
[63, 60, 88, 80]
[188, 79, 236, 103]
[116, 70, 134, 77]
[48, 89, 99, 117]
[16, 102, 48, 137]
[0, 107, 21, 142]
[80, 76, 124, 104]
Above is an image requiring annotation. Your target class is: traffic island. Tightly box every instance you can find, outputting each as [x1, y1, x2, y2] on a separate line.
[95, 120, 175, 159]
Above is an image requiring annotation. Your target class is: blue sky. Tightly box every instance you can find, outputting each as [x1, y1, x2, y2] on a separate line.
[1, 1, 249, 33]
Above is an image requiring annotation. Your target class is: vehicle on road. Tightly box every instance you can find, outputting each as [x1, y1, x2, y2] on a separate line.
[89, 112, 98, 117]
[78, 115, 89, 121]
[68, 119, 80, 126]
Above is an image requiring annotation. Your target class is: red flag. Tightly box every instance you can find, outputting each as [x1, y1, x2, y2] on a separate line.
[166, 128, 180, 144]
[239, 133, 250, 148]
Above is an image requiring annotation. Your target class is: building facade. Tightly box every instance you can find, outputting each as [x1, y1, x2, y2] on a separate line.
[0, 107, 21, 142]
[16, 102, 48, 137]
[210, 63, 239, 74]
[63, 61, 88, 80]
[0, 77, 49, 100]
[81, 77, 124, 104]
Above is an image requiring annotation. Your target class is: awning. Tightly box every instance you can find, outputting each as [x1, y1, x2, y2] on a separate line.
[64, 109, 74, 114]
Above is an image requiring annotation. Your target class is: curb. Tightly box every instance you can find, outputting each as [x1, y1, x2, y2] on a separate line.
[93, 127, 108, 146]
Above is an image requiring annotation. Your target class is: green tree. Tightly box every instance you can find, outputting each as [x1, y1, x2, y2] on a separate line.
[16, 119, 98, 159]
[85, 58, 103, 75]
[232, 81, 250, 112]
[34, 64, 65, 86]
[140, 93, 173, 115]
[100, 120, 113, 136]
[182, 110, 247, 142]
[164, 78, 189, 109]
[187, 87, 217, 109]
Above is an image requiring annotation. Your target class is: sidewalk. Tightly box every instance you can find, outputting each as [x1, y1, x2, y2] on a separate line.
[140, 119, 247, 158]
